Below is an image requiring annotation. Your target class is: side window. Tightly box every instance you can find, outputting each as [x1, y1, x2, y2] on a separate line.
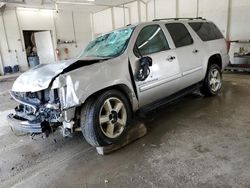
[134, 25, 170, 57]
[189, 22, 224, 41]
[165, 23, 193, 48]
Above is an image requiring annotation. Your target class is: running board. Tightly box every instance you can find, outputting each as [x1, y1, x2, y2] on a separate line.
[141, 82, 203, 112]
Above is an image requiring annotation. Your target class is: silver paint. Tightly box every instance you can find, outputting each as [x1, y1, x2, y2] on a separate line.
[10, 19, 229, 129]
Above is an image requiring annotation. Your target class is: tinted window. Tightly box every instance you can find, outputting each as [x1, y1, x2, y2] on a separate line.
[165, 23, 193, 48]
[189, 22, 224, 41]
[134, 25, 170, 57]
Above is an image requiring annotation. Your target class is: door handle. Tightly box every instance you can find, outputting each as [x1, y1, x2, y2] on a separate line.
[193, 49, 199, 53]
[166, 56, 176, 62]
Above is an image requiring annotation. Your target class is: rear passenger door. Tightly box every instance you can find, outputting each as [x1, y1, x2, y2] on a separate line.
[165, 23, 204, 88]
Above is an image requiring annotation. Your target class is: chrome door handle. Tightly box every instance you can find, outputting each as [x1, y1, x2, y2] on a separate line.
[166, 56, 176, 62]
[193, 49, 199, 53]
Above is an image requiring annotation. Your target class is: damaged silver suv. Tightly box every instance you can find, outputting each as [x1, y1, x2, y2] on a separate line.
[8, 18, 229, 147]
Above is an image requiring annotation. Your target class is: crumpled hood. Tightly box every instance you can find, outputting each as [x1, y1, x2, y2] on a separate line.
[12, 57, 107, 92]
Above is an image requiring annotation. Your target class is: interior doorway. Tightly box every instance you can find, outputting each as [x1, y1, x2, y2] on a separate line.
[23, 30, 55, 68]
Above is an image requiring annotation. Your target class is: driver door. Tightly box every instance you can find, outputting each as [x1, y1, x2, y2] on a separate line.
[128, 24, 182, 107]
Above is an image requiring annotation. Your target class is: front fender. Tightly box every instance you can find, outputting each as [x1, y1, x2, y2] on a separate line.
[52, 57, 138, 111]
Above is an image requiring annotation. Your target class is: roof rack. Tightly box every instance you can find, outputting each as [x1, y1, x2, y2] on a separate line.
[152, 17, 206, 22]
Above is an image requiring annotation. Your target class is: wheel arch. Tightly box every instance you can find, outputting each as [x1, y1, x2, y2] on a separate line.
[79, 84, 137, 114]
[207, 54, 222, 70]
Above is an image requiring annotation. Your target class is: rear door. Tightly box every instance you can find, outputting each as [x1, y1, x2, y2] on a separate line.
[165, 23, 204, 88]
[128, 24, 182, 107]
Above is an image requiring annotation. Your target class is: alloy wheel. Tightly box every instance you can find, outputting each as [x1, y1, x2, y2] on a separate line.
[99, 97, 127, 139]
[208, 68, 222, 92]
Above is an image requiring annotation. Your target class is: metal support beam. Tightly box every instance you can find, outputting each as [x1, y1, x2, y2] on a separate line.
[123, 4, 126, 26]
[176, 0, 179, 18]
[52, 11, 58, 61]
[15, 8, 25, 52]
[90, 12, 95, 39]
[1, 10, 10, 52]
[0, 45, 4, 75]
[196, 0, 199, 17]
[71, 11, 77, 48]
[153, 0, 156, 19]
[111, 7, 115, 29]
[138, 0, 141, 23]
[226, 0, 232, 40]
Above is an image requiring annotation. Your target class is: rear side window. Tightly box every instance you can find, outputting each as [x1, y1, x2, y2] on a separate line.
[165, 23, 193, 48]
[189, 22, 224, 41]
[134, 25, 170, 57]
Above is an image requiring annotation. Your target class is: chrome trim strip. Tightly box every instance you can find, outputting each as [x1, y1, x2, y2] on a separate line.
[139, 73, 182, 92]
[182, 66, 203, 76]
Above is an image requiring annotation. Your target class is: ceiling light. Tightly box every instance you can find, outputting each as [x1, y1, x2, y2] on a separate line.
[16, 7, 56, 12]
[17, 7, 39, 11]
[56, 0, 95, 6]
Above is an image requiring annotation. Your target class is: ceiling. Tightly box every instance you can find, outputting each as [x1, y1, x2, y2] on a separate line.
[0, 0, 149, 12]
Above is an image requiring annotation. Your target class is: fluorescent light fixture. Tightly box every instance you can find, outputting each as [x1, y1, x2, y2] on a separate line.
[56, 0, 95, 6]
[17, 7, 56, 12]
[17, 7, 39, 11]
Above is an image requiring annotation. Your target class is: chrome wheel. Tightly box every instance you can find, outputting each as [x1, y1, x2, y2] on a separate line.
[99, 97, 127, 139]
[208, 68, 222, 92]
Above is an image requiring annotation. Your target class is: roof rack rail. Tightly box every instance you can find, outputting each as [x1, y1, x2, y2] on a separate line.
[152, 17, 206, 22]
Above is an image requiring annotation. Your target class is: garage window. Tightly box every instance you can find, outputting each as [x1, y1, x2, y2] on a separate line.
[189, 22, 224, 41]
[134, 25, 170, 57]
[165, 23, 193, 48]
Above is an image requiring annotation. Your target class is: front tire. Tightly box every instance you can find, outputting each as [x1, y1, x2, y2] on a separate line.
[80, 90, 131, 147]
[200, 64, 222, 96]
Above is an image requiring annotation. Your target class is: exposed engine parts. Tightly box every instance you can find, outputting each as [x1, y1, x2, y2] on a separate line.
[10, 88, 75, 136]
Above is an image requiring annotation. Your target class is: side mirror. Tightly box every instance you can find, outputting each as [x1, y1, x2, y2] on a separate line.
[136, 56, 153, 81]
[139, 56, 152, 67]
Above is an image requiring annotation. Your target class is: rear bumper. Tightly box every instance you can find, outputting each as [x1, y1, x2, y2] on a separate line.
[7, 114, 43, 133]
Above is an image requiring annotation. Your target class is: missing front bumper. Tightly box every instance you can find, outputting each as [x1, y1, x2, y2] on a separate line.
[7, 114, 43, 133]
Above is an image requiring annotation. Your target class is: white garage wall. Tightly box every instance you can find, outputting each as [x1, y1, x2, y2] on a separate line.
[178, 0, 197, 17]
[199, 0, 229, 37]
[230, 0, 250, 40]
[0, 8, 29, 71]
[140, 1, 147, 22]
[147, 0, 155, 21]
[155, 0, 177, 18]
[140, 0, 250, 40]
[126, 1, 139, 24]
[113, 7, 130, 29]
[93, 8, 113, 35]
[54, 10, 92, 59]
[92, 1, 147, 35]
[0, 7, 92, 74]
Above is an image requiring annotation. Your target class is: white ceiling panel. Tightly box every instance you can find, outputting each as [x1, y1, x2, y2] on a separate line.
[3, 0, 148, 12]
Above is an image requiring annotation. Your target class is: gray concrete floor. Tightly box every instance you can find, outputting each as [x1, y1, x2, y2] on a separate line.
[0, 73, 250, 188]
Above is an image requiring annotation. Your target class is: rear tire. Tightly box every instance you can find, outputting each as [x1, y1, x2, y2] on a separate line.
[80, 90, 132, 147]
[200, 64, 222, 96]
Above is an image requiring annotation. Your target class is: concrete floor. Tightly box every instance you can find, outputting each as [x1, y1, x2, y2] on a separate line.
[0, 73, 250, 188]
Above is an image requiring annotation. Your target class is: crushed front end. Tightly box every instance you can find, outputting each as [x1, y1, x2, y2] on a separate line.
[8, 88, 64, 135]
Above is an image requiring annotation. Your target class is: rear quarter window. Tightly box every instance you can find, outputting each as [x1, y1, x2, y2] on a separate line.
[189, 22, 224, 41]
